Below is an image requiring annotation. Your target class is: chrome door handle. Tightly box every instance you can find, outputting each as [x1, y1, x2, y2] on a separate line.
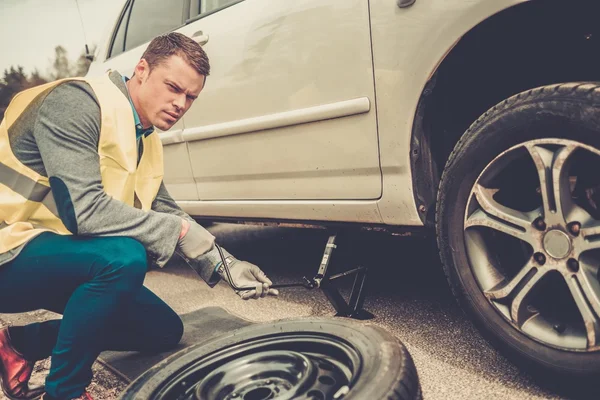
[191, 30, 209, 45]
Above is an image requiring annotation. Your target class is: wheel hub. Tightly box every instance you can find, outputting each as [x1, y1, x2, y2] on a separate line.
[543, 229, 571, 259]
[195, 351, 315, 399]
[192, 347, 351, 400]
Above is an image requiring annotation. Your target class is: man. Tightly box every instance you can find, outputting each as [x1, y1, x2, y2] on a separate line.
[0, 32, 277, 400]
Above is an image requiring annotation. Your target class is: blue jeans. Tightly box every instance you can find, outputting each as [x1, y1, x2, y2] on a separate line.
[0, 232, 183, 399]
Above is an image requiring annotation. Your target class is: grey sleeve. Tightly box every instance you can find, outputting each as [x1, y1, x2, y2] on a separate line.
[181, 240, 232, 287]
[152, 181, 230, 286]
[151, 182, 195, 222]
[33, 82, 182, 267]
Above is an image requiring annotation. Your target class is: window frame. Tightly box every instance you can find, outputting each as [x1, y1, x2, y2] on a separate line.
[106, 0, 245, 61]
[185, 0, 245, 25]
[108, 0, 133, 59]
[124, 0, 189, 53]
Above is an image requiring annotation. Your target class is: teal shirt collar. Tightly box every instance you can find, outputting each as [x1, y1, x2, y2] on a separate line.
[122, 76, 154, 140]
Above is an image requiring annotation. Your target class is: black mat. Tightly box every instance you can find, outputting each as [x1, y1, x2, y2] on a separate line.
[98, 307, 254, 382]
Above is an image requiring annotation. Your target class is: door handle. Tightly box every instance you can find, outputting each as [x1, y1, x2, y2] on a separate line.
[191, 30, 209, 45]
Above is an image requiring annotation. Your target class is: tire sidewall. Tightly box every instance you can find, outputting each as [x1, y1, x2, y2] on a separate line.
[437, 89, 600, 376]
[121, 318, 416, 400]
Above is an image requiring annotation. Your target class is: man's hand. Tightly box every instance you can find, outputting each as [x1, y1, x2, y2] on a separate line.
[218, 258, 279, 300]
[177, 219, 215, 260]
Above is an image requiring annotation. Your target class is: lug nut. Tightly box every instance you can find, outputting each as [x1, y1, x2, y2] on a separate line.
[534, 252, 546, 265]
[533, 218, 546, 231]
[568, 221, 581, 237]
[567, 258, 579, 272]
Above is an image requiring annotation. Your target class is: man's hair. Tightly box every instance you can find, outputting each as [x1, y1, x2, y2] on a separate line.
[141, 32, 210, 76]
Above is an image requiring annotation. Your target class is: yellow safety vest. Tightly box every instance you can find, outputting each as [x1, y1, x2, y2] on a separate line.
[0, 72, 164, 254]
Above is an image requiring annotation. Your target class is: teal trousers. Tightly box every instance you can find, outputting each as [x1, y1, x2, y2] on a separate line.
[0, 232, 183, 399]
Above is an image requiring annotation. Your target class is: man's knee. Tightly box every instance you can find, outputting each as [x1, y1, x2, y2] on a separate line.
[156, 314, 184, 352]
[94, 237, 148, 287]
[169, 315, 184, 348]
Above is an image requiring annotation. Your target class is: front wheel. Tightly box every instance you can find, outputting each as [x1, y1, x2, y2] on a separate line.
[437, 83, 600, 384]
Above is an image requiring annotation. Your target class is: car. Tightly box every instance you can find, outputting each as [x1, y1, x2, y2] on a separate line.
[88, 0, 600, 384]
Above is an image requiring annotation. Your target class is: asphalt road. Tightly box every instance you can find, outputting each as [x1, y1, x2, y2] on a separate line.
[0, 223, 593, 399]
[147, 223, 578, 400]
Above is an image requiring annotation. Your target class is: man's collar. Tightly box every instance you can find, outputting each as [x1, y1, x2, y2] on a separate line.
[122, 76, 154, 139]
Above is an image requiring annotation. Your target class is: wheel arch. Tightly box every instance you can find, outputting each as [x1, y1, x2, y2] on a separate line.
[410, 0, 600, 226]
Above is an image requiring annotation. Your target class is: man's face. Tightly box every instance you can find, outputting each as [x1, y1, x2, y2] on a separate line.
[133, 55, 205, 131]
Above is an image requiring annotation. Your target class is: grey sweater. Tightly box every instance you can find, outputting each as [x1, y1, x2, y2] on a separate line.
[2, 71, 224, 285]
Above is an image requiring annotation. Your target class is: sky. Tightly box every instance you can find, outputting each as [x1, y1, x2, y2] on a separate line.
[0, 0, 125, 77]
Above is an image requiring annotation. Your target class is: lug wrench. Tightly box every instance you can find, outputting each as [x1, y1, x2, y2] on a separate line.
[215, 244, 315, 291]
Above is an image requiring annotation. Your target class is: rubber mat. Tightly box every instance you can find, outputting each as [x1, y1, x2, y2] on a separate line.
[98, 306, 254, 382]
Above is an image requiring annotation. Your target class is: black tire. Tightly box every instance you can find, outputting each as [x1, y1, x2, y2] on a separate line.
[120, 318, 421, 400]
[436, 83, 600, 385]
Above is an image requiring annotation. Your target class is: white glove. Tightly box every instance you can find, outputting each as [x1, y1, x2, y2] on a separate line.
[218, 257, 279, 300]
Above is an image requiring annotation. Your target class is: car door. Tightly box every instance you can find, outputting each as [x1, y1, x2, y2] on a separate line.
[89, 0, 198, 201]
[178, 0, 381, 201]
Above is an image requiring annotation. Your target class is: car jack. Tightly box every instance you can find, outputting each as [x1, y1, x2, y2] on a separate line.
[216, 233, 375, 320]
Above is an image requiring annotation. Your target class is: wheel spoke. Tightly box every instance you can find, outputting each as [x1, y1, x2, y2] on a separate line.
[484, 260, 538, 302]
[484, 260, 549, 327]
[527, 144, 555, 218]
[466, 184, 534, 244]
[552, 145, 577, 223]
[526, 144, 576, 224]
[581, 221, 600, 252]
[580, 262, 600, 318]
[565, 273, 600, 349]
[509, 265, 550, 327]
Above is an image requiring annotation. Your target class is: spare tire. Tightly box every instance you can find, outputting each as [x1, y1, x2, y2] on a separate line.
[119, 318, 421, 400]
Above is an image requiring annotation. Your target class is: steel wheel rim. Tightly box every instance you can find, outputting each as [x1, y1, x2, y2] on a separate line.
[149, 333, 361, 400]
[464, 138, 600, 352]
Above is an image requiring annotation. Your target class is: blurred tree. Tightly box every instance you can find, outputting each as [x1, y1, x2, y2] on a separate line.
[0, 66, 32, 121]
[74, 45, 97, 77]
[0, 45, 95, 120]
[29, 69, 49, 87]
[50, 45, 73, 80]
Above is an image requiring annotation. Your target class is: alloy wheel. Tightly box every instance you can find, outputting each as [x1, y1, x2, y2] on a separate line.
[464, 138, 600, 351]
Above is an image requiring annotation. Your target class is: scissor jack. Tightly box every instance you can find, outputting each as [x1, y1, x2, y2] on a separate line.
[217, 233, 375, 320]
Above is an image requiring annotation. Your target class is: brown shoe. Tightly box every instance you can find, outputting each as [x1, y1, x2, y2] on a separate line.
[73, 392, 93, 400]
[0, 328, 44, 400]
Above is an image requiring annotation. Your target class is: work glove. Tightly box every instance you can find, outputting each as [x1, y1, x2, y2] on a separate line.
[177, 219, 215, 260]
[217, 256, 279, 300]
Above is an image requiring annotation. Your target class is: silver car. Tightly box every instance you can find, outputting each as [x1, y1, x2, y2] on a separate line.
[89, 0, 600, 383]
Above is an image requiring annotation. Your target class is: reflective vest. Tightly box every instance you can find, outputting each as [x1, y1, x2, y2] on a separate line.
[0, 72, 164, 254]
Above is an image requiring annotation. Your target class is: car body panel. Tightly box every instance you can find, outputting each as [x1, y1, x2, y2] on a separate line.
[369, 0, 528, 226]
[176, 0, 382, 202]
[88, 0, 530, 226]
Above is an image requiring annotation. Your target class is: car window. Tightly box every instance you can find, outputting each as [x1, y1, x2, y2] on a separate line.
[202, 0, 236, 13]
[109, 1, 132, 58]
[189, 0, 242, 19]
[125, 0, 187, 52]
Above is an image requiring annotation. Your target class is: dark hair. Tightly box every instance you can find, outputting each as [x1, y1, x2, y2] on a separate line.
[141, 32, 210, 76]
